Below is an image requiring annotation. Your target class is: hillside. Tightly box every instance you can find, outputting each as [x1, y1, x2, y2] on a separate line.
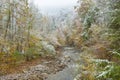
[0, 0, 120, 80]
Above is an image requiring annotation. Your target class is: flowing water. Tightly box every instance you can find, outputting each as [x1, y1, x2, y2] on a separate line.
[46, 47, 80, 80]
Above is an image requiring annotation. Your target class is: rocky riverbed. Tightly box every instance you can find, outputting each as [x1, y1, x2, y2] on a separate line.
[0, 47, 81, 80]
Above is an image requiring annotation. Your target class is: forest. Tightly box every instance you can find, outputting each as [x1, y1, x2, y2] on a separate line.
[0, 0, 120, 80]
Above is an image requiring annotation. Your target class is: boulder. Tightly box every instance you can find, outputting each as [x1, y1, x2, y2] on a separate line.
[41, 41, 56, 56]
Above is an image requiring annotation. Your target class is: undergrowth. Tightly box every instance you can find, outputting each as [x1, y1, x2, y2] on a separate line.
[0, 34, 56, 75]
[74, 0, 120, 80]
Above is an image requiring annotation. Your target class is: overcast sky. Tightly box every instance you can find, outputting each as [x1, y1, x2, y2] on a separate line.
[32, 0, 77, 15]
[33, 0, 77, 8]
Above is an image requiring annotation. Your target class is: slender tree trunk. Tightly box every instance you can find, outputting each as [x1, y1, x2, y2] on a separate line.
[4, 9, 11, 40]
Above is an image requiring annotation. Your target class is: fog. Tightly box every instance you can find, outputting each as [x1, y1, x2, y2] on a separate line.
[33, 0, 77, 15]
[33, 0, 77, 8]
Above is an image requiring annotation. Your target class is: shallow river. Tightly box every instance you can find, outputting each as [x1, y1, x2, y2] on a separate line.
[46, 47, 80, 80]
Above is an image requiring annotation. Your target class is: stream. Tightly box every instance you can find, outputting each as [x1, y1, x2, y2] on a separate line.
[46, 47, 80, 80]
